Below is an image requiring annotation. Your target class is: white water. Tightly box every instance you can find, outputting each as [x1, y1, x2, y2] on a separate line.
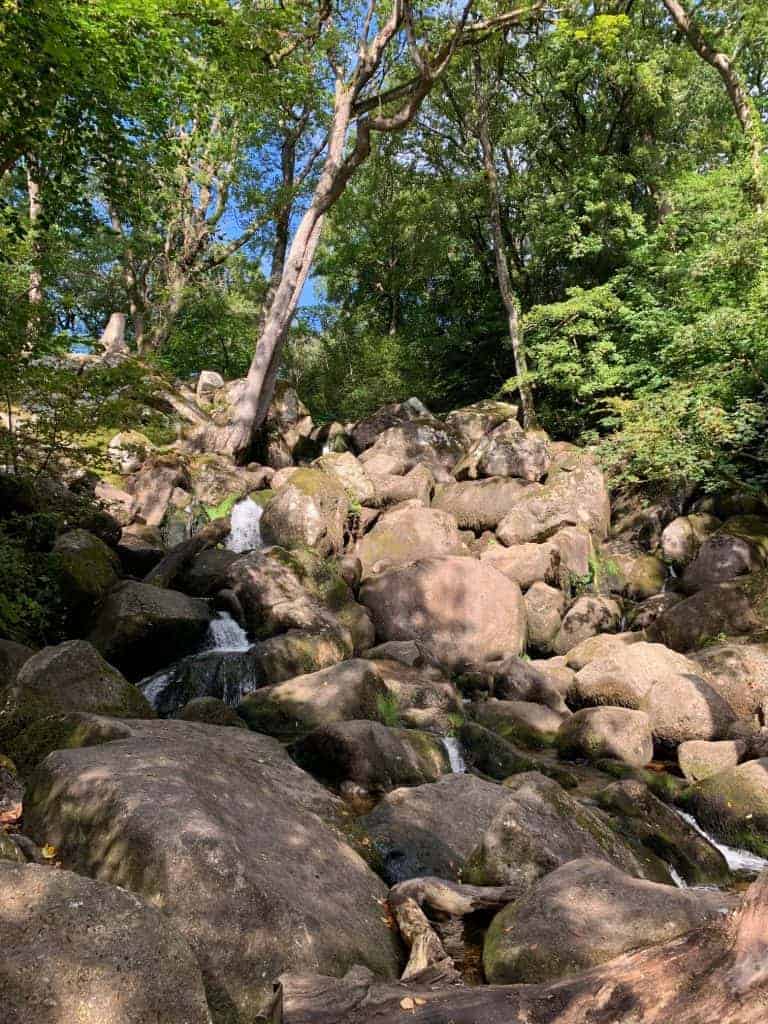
[321, 439, 333, 455]
[675, 809, 768, 875]
[226, 497, 263, 553]
[205, 611, 250, 652]
[667, 864, 688, 889]
[442, 736, 466, 773]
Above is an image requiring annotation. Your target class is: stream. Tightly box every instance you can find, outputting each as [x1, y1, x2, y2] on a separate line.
[225, 496, 264, 553]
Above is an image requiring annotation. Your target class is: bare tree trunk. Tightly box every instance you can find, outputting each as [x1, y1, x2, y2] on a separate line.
[99, 312, 128, 358]
[25, 160, 43, 343]
[475, 66, 536, 428]
[661, 0, 765, 205]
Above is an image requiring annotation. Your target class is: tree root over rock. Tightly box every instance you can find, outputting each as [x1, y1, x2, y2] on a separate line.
[278, 872, 768, 1024]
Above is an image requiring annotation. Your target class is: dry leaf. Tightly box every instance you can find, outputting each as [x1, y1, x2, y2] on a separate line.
[400, 996, 415, 1011]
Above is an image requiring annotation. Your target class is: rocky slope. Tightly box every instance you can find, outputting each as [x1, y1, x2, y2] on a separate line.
[3, 376, 768, 1023]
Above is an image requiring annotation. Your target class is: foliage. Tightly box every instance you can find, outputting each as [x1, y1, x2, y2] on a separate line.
[0, 515, 66, 646]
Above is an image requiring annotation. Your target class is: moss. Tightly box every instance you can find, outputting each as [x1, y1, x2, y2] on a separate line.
[249, 488, 274, 508]
[7, 713, 132, 776]
[205, 493, 239, 520]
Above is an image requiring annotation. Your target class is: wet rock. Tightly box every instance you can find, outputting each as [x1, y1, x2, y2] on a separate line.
[552, 595, 622, 655]
[557, 707, 653, 767]
[473, 699, 570, 749]
[361, 773, 510, 883]
[685, 758, 768, 855]
[292, 720, 449, 793]
[139, 651, 262, 716]
[678, 739, 745, 781]
[483, 857, 728, 984]
[360, 555, 526, 671]
[525, 582, 566, 652]
[355, 502, 465, 577]
[0, 861, 212, 1024]
[463, 772, 645, 889]
[53, 528, 121, 631]
[432, 478, 532, 530]
[261, 468, 348, 556]
[24, 719, 400, 1020]
[0, 640, 151, 749]
[89, 581, 211, 679]
[179, 547, 240, 596]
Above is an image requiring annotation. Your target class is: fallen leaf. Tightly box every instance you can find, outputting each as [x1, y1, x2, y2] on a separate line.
[400, 996, 415, 1011]
[41, 844, 57, 860]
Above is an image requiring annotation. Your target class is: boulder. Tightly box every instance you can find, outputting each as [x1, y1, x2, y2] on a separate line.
[259, 381, 314, 462]
[140, 651, 263, 716]
[459, 722, 577, 787]
[125, 454, 190, 527]
[564, 630, 645, 671]
[366, 464, 435, 507]
[188, 452, 269, 507]
[314, 451, 377, 505]
[0, 862, 212, 1024]
[463, 772, 645, 889]
[292, 720, 449, 792]
[681, 533, 764, 593]
[460, 655, 567, 711]
[530, 657, 576, 699]
[678, 739, 745, 782]
[627, 591, 684, 631]
[640, 672, 737, 747]
[116, 523, 165, 575]
[23, 719, 400, 1020]
[444, 399, 519, 445]
[596, 778, 729, 885]
[260, 467, 348, 556]
[551, 525, 593, 579]
[472, 699, 570, 748]
[237, 659, 389, 740]
[720, 514, 768, 559]
[0, 640, 151, 749]
[253, 629, 353, 683]
[455, 431, 550, 483]
[88, 581, 211, 679]
[196, 368, 224, 402]
[355, 502, 464, 577]
[605, 546, 667, 601]
[361, 773, 510, 883]
[431, 478, 532, 530]
[107, 429, 155, 474]
[685, 758, 768, 855]
[661, 513, 721, 567]
[53, 528, 121, 631]
[496, 450, 610, 546]
[0, 639, 33, 687]
[179, 547, 240, 596]
[645, 576, 767, 652]
[570, 641, 702, 709]
[360, 556, 526, 670]
[483, 857, 727, 984]
[692, 642, 768, 718]
[93, 480, 136, 526]
[480, 539, 560, 590]
[371, 657, 461, 733]
[525, 582, 566, 652]
[552, 595, 622, 655]
[361, 420, 463, 481]
[0, 753, 23, 823]
[178, 695, 248, 728]
[350, 397, 435, 452]
[557, 707, 653, 767]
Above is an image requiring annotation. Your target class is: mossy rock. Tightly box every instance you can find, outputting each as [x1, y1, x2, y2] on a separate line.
[7, 713, 134, 776]
[53, 529, 121, 631]
[178, 697, 248, 729]
[681, 758, 768, 857]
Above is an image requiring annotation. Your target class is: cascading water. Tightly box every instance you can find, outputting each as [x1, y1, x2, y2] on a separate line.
[675, 808, 768, 875]
[442, 736, 466, 773]
[205, 611, 250, 652]
[226, 497, 263, 553]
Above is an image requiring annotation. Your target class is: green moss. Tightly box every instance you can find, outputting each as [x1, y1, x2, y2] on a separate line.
[376, 692, 401, 728]
[205, 493, 239, 520]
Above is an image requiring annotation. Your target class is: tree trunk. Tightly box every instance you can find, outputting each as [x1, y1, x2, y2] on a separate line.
[279, 871, 768, 1024]
[661, 0, 765, 205]
[475, 75, 536, 428]
[98, 312, 128, 358]
[25, 160, 43, 343]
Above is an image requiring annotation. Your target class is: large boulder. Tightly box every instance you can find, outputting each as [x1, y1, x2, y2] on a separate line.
[524, 582, 566, 652]
[125, 454, 190, 527]
[370, 657, 462, 733]
[355, 502, 464, 577]
[646, 575, 768, 652]
[361, 773, 510, 883]
[360, 420, 463, 481]
[460, 655, 567, 711]
[88, 581, 211, 679]
[551, 595, 622, 655]
[463, 772, 645, 890]
[496, 450, 610, 546]
[53, 528, 121, 631]
[431, 478, 532, 530]
[456, 431, 550, 483]
[116, 523, 165, 575]
[570, 641, 705, 709]
[313, 451, 377, 505]
[564, 630, 644, 671]
[107, 429, 155, 474]
[360, 556, 526, 670]
[483, 857, 727, 984]
[139, 650, 263, 716]
[0, 862, 212, 1024]
[479, 539, 560, 590]
[681, 532, 765, 593]
[368, 464, 435, 507]
[557, 707, 653, 767]
[473, 699, 569, 748]
[640, 671, 737, 747]
[237, 659, 389, 740]
[678, 739, 745, 782]
[292, 720, 449, 793]
[684, 758, 768, 854]
[692, 642, 768, 718]
[23, 719, 401, 1021]
[260, 468, 348, 556]
[445, 399, 519, 446]
[0, 640, 151, 749]
[661, 513, 721, 567]
[350, 397, 435, 452]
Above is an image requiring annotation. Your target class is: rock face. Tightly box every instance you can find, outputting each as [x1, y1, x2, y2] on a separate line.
[292, 720, 449, 792]
[355, 502, 464, 577]
[23, 719, 401, 1021]
[685, 758, 768, 853]
[361, 773, 510, 883]
[557, 707, 653, 767]
[0, 640, 151, 748]
[432, 478, 531, 530]
[260, 468, 349, 556]
[0, 862, 212, 1024]
[360, 556, 526, 670]
[53, 529, 120, 631]
[496, 451, 610, 546]
[463, 772, 644, 890]
[89, 581, 211, 679]
[483, 858, 727, 984]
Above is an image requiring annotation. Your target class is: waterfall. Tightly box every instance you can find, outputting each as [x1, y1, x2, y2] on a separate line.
[226, 497, 263, 553]
[441, 736, 466, 773]
[205, 611, 250, 652]
[321, 439, 333, 455]
[667, 864, 688, 889]
[675, 808, 768, 875]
